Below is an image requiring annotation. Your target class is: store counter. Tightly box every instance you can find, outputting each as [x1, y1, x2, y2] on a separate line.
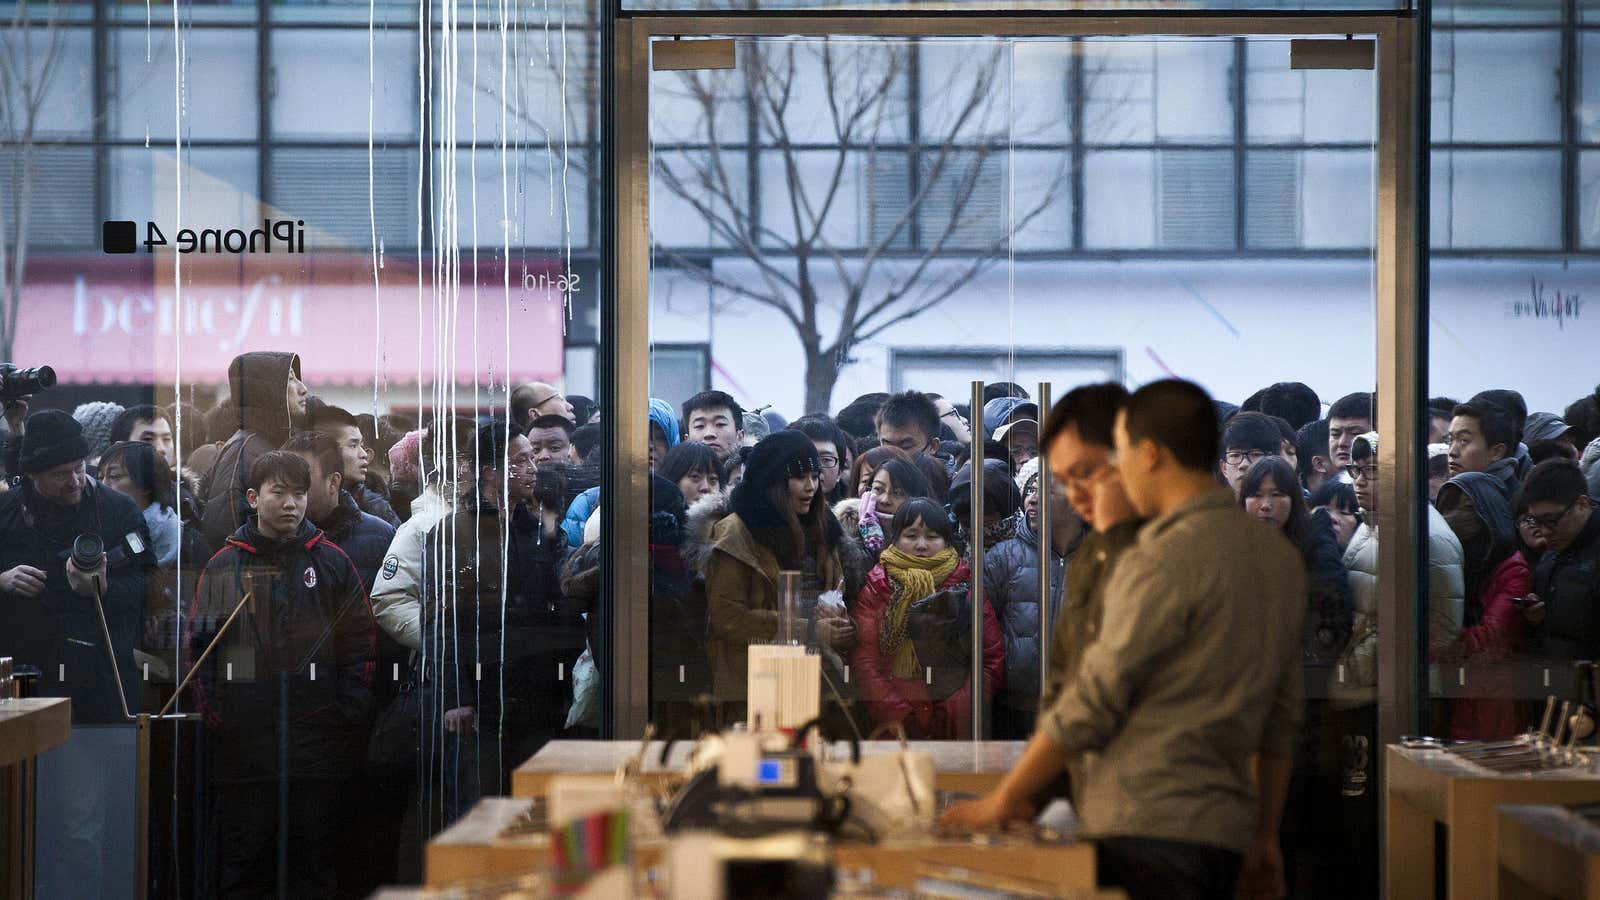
[512, 739, 1024, 799]
[1496, 803, 1600, 900]
[1, 697, 71, 900]
[1385, 744, 1600, 900]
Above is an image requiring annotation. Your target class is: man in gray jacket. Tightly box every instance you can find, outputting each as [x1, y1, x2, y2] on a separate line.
[945, 379, 1306, 900]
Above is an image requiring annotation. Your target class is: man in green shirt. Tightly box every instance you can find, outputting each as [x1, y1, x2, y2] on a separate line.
[944, 379, 1305, 900]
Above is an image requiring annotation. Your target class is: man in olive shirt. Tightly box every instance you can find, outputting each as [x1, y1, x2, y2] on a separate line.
[945, 379, 1306, 900]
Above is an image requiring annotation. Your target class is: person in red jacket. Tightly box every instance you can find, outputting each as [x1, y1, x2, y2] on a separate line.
[852, 497, 1003, 739]
[1437, 471, 1530, 740]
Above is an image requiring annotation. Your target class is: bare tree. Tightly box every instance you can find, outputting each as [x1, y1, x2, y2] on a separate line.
[0, 0, 68, 363]
[652, 39, 1070, 414]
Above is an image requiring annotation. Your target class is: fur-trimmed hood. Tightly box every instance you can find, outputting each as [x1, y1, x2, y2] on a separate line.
[684, 487, 869, 600]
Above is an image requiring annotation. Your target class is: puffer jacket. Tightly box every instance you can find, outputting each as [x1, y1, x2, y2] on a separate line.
[1442, 552, 1530, 740]
[349, 481, 402, 528]
[199, 351, 302, 549]
[369, 485, 456, 649]
[320, 489, 397, 591]
[983, 517, 1068, 711]
[185, 518, 377, 782]
[851, 560, 1004, 739]
[1530, 510, 1600, 671]
[561, 399, 681, 547]
[1334, 504, 1465, 707]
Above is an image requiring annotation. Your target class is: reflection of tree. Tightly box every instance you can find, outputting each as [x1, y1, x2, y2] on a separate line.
[0, 1, 68, 362]
[654, 39, 1070, 414]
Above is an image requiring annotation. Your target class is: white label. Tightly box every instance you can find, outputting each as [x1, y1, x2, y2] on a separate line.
[926, 667, 933, 685]
[475, 663, 482, 682]
[558, 662, 565, 681]
[1458, 667, 1466, 687]
[226, 663, 233, 681]
[843, 665, 850, 684]
[678, 665, 685, 684]
[59, 664, 65, 681]
[1337, 665, 1346, 683]
[143, 663, 149, 681]
[393, 663, 400, 681]
[1545, 669, 1552, 687]
[309, 663, 316, 681]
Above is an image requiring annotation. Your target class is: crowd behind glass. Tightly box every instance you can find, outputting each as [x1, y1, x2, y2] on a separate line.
[1, 354, 1597, 898]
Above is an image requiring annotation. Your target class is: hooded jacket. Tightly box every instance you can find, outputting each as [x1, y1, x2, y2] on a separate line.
[1437, 472, 1529, 740]
[984, 515, 1069, 711]
[185, 517, 377, 782]
[980, 397, 1038, 441]
[559, 398, 681, 548]
[200, 351, 302, 549]
[851, 558, 1004, 739]
[0, 478, 155, 723]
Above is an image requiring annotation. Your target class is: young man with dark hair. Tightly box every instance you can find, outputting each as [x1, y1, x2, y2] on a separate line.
[836, 393, 888, 440]
[1428, 397, 1460, 445]
[1448, 401, 1519, 491]
[1296, 418, 1337, 494]
[1518, 459, 1600, 671]
[1327, 392, 1375, 470]
[681, 390, 744, 462]
[200, 352, 310, 548]
[876, 390, 942, 456]
[110, 403, 177, 468]
[946, 379, 1306, 900]
[310, 403, 401, 527]
[1219, 411, 1283, 497]
[523, 413, 578, 468]
[927, 392, 973, 446]
[571, 422, 601, 463]
[185, 449, 377, 899]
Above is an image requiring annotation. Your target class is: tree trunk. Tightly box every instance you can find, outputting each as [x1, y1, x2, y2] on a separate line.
[802, 351, 840, 416]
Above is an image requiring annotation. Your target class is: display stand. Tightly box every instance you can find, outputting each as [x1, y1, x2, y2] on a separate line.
[1496, 804, 1600, 900]
[512, 739, 1024, 799]
[1385, 745, 1600, 900]
[0, 697, 71, 900]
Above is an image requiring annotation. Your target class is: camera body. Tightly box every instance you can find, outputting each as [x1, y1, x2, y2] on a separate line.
[0, 363, 55, 401]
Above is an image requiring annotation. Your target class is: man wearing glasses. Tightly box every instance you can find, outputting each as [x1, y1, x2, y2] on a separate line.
[1517, 459, 1600, 667]
[1219, 412, 1284, 497]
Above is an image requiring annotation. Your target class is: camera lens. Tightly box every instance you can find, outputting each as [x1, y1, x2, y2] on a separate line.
[71, 533, 104, 571]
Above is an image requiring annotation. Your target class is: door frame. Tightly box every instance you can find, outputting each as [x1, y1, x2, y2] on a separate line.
[605, 11, 1420, 760]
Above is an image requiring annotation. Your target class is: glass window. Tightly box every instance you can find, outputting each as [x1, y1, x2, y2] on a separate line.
[108, 146, 260, 234]
[0, 145, 97, 248]
[270, 146, 421, 250]
[1432, 149, 1562, 248]
[1432, 29, 1562, 143]
[1084, 149, 1157, 247]
[0, 26, 94, 140]
[452, 28, 594, 147]
[1247, 39, 1377, 143]
[435, 147, 589, 250]
[270, 29, 418, 140]
[112, 27, 258, 141]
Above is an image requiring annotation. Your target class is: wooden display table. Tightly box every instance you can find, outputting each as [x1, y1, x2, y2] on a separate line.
[1497, 804, 1600, 900]
[512, 739, 1024, 799]
[425, 795, 1110, 897]
[1385, 745, 1600, 900]
[1, 698, 72, 900]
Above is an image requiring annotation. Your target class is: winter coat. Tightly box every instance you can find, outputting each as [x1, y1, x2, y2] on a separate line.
[1530, 510, 1600, 672]
[199, 351, 303, 549]
[320, 490, 397, 592]
[1334, 504, 1464, 708]
[1443, 552, 1530, 740]
[185, 518, 377, 782]
[1302, 510, 1353, 661]
[850, 560, 1004, 739]
[417, 498, 580, 739]
[369, 486, 456, 649]
[0, 479, 155, 723]
[138, 502, 213, 682]
[702, 511, 862, 701]
[983, 517, 1068, 711]
[561, 399, 682, 548]
[350, 481, 401, 528]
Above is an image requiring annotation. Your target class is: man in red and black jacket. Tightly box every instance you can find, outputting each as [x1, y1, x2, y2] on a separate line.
[184, 450, 376, 900]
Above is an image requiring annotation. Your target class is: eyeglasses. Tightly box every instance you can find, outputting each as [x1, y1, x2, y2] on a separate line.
[818, 454, 839, 470]
[1521, 497, 1580, 533]
[1224, 450, 1268, 467]
[1345, 464, 1379, 481]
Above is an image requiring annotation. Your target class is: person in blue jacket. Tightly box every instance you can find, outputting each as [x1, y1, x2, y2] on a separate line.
[561, 398, 680, 547]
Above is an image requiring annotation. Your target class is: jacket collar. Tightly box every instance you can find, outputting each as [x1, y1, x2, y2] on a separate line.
[227, 516, 322, 556]
[708, 512, 779, 584]
[1139, 487, 1234, 544]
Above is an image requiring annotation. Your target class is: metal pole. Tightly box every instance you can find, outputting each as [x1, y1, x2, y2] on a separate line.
[134, 715, 149, 900]
[1036, 382, 1053, 702]
[969, 381, 986, 741]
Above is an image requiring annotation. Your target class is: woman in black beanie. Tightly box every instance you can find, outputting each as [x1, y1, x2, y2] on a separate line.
[704, 430, 864, 707]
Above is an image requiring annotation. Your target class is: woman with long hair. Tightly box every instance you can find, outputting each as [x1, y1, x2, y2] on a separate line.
[1238, 456, 1351, 659]
[704, 431, 868, 707]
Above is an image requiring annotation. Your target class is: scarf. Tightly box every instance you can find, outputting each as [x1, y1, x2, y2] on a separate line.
[877, 546, 960, 680]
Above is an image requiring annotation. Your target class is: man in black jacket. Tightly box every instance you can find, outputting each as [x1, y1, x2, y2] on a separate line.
[309, 402, 402, 527]
[0, 409, 154, 899]
[1522, 459, 1600, 682]
[186, 450, 377, 899]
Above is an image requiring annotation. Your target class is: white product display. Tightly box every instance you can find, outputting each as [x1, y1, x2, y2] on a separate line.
[746, 643, 821, 731]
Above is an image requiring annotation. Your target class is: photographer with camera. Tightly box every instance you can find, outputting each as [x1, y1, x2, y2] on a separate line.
[0, 407, 155, 899]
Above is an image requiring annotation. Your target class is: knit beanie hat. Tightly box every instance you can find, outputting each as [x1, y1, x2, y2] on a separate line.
[73, 401, 125, 461]
[738, 430, 821, 494]
[389, 429, 425, 486]
[19, 409, 91, 475]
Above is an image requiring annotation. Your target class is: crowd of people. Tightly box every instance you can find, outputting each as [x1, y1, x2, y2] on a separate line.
[1, 349, 1598, 898]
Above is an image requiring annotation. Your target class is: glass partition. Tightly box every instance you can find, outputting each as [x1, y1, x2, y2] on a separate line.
[0, 0, 597, 895]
